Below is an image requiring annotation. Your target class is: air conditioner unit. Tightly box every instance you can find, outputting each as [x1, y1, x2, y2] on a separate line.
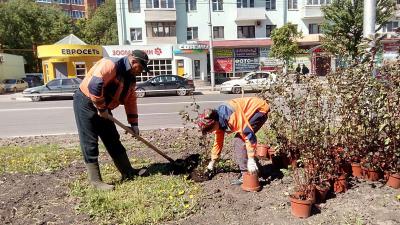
[256, 20, 261, 26]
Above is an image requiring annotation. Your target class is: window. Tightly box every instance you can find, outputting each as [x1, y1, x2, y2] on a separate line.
[71, 10, 85, 18]
[213, 26, 224, 39]
[212, 0, 223, 11]
[59, 0, 70, 4]
[75, 63, 86, 80]
[130, 28, 142, 41]
[309, 24, 321, 34]
[147, 22, 176, 37]
[165, 75, 178, 82]
[129, 0, 140, 12]
[266, 25, 276, 37]
[62, 79, 74, 86]
[186, 0, 197, 11]
[383, 21, 399, 32]
[146, 0, 174, 8]
[237, 0, 254, 8]
[307, 0, 330, 5]
[266, 0, 276, 10]
[237, 26, 255, 38]
[187, 27, 198, 40]
[71, 0, 84, 5]
[47, 80, 60, 88]
[36, 0, 51, 3]
[137, 60, 173, 81]
[288, 0, 297, 9]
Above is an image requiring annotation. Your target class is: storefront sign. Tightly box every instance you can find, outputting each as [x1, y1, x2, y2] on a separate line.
[173, 49, 208, 54]
[234, 57, 259, 72]
[259, 48, 269, 58]
[102, 45, 172, 59]
[383, 42, 400, 52]
[234, 48, 259, 58]
[293, 55, 311, 69]
[214, 58, 233, 73]
[37, 45, 102, 58]
[178, 44, 208, 50]
[214, 49, 233, 58]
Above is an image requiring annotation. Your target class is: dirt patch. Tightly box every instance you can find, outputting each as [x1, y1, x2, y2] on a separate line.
[0, 131, 399, 225]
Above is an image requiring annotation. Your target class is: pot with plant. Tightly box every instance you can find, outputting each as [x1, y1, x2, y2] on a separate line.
[290, 168, 315, 218]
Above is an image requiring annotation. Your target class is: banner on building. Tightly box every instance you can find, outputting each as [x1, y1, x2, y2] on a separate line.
[214, 58, 233, 73]
[234, 48, 259, 58]
[234, 57, 259, 72]
[214, 49, 233, 58]
[102, 45, 172, 59]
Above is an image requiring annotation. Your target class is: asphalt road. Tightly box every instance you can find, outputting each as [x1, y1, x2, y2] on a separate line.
[0, 93, 253, 137]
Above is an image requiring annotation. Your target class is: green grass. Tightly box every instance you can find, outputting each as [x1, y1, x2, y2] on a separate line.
[0, 145, 81, 174]
[70, 163, 201, 225]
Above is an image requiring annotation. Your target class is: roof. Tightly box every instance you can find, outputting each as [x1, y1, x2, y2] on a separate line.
[198, 39, 272, 48]
[55, 34, 87, 45]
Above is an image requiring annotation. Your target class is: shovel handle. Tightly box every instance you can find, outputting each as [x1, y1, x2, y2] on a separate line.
[108, 115, 175, 163]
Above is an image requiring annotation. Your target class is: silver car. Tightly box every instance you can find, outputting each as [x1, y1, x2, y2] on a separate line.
[22, 78, 82, 101]
[1, 79, 29, 92]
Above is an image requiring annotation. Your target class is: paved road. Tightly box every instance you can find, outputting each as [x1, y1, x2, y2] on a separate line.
[0, 93, 253, 137]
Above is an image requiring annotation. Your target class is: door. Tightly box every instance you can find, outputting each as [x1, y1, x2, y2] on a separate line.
[315, 56, 331, 76]
[148, 76, 167, 95]
[46, 79, 62, 93]
[176, 60, 184, 76]
[193, 60, 200, 79]
[164, 75, 180, 94]
[243, 73, 258, 91]
[61, 79, 76, 93]
[54, 63, 68, 78]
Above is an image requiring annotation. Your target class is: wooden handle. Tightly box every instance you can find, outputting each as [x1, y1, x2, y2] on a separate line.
[108, 115, 175, 163]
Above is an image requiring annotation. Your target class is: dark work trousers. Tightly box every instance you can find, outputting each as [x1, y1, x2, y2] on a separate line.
[233, 111, 268, 172]
[73, 89, 127, 164]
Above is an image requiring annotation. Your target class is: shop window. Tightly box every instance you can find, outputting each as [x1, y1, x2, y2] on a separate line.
[185, 0, 197, 11]
[266, 25, 276, 37]
[237, 0, 254, 8]
[309, 24, 321, 34]
[146, 0, 174, 8]
[138, 60, 173, 82]
[237, 26, 255, 38]
[266, 0, 275, 10]
[147, 22, 176, 37]
[383, 21, 399, 32]
[213, 26, 224, 39]
[288, 0, 297, 9]
[212, 0, 223, 11]
[130, 28, 142, 41]
[75, 63, 86, 80]
[129, 0, 141, 12]
[187, 27, 198, 41]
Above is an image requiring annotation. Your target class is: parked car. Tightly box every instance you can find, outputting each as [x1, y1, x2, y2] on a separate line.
[135, 75, 195, 98]
[0, 83, 5, 94]
[1, 79, 29, 92]
[23, 73, 44, 87]
[219, 71, 277, 94]
[22, 78, 82, 101]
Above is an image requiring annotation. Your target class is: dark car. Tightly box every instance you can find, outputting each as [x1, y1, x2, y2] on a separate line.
[23, 75, 43, 88]
[135, 75, 195, 98]
[22, 78, 82, 101]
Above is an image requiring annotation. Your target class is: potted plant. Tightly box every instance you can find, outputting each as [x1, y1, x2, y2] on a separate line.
[290, 168, 315, 218]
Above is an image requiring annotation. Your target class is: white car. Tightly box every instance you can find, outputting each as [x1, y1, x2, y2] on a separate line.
[1, 79, 29, 92]
[220, 71, 277, 94]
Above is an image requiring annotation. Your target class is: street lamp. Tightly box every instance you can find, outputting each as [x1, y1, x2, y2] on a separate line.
[208, 0, 215, 90]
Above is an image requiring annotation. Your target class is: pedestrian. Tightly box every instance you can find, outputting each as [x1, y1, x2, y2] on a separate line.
[73, 50, 150, 191]
[197, 97, 270, 185]
[301, 64, 310, 75]
[295, 64, 301, 74]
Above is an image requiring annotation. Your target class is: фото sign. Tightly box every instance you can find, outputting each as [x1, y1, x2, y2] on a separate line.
[234, 57, 259, 72]
[103, 45, 172, 59]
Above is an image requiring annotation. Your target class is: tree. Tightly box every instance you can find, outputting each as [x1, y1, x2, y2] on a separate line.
[0, 0, 73, 72]
[76, 0, 118, 45]
[321, 0, 395, 61]
[269, 23, 303, 73]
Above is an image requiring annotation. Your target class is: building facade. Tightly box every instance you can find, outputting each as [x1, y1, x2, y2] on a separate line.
[35, 0, 103, 19]
[116, 0, 400, 80]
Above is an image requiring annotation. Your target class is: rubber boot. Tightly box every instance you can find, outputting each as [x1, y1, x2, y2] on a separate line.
[86, 163, 114, 191]
[111, 151, 138, 181]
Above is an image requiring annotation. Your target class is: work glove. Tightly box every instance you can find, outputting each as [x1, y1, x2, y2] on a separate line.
[97, 109, 110, 119]
[247, 157, 258, 174]
[206, 159, 217, 171]
[130, 125, 139, 136]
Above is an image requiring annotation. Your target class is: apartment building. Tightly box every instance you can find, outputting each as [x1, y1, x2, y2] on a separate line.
[35, 0, 103, 19]
[115, 0, 400, 80]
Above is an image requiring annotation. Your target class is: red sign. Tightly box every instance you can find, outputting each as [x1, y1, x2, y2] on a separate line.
[384, 43, 400, 52]
[214, 58, 233, 73]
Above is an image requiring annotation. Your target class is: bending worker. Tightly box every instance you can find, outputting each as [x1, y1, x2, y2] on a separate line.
[73, 50, 150, 191]
[198, 97, 270, 185]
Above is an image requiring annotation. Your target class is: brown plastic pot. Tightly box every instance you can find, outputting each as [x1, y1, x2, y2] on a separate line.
[256, 144, 269, 159]
[290, 196, 312, 218]
[241, 172, 261, 192]
[365, 168, 381, 181]
[351, 163, 363, 178]
[315, 185, 330, 203]
[386, 173, 400, 189]
[333, 174, 347, 193]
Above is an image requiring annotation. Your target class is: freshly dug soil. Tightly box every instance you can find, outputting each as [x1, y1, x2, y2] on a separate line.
[0, 130, 399, 225]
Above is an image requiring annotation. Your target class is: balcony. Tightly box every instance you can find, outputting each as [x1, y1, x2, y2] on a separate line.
[144, 9, 176, 22]
[235, 7, 266, 22]
[147, 36, 177, 44]
[301, 5, 324, 19]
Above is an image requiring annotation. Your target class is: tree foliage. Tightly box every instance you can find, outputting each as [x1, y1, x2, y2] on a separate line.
[321, 0, 395, 60]
[0, 0, 73, 72]
[269, 23, 303, 71]
[76, 0, 118, 45]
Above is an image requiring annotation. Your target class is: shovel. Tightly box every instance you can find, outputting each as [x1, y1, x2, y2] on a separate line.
[108, 115, 186, 172]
